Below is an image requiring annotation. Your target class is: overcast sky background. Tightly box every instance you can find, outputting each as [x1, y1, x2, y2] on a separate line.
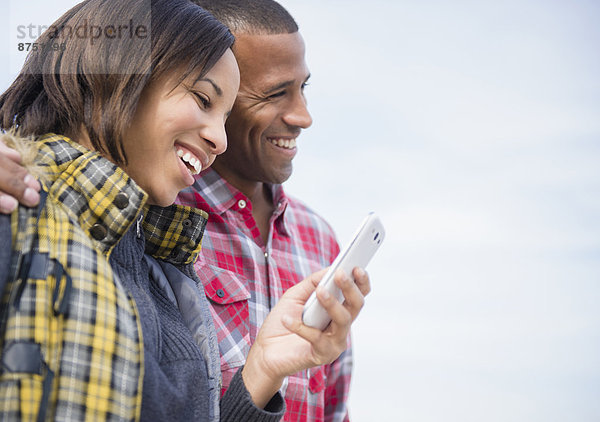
[2, 1, 600, 420]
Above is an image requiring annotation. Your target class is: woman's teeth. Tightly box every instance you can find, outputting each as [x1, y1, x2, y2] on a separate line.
[177, 148, 202, 175]
[268, 138, 297, 149]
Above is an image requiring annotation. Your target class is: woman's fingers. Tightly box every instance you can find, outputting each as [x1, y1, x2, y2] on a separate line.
[276, 266, 372, 366]
[351, 267, 371, 297]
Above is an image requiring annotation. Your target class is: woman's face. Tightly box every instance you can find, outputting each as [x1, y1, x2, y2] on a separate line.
[121, 48, 239, 206]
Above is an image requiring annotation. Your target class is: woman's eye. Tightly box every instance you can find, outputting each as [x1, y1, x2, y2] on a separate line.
[194, 92, 210, 108]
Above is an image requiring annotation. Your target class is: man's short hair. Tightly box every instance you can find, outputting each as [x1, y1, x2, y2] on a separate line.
[193, 0, 298, 35]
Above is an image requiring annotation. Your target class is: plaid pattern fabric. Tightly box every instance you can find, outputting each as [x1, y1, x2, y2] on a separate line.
[143, 204, 209, 265]
[0, 135, 145, 421]
[177, 168, 353, 422]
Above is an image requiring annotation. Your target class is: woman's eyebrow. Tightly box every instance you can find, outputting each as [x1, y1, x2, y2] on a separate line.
[199, 78, 222, 96]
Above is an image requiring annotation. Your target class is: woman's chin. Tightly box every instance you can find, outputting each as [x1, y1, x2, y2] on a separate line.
[146, 189, 179, 207]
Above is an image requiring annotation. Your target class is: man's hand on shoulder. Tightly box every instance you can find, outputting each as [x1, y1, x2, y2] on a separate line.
[0, 140, 41, 213]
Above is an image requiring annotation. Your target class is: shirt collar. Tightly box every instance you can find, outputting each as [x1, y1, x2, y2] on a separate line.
[178, 167, 291, 237]
[36, 134, 147, 256]
[181, 167, 241, 214]
[267, 183, 291, 237]
[36, 134, 208, 263]
[143, 204, 208, 265]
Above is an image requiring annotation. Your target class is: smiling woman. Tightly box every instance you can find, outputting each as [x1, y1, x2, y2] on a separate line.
[0, 0, 240, 419]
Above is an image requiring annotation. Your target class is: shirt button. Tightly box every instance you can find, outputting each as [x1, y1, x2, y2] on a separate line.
[114, 192, 129, 209]
[216, 289, 225, 298]
[237, 199, 247, 209]
[90, 223, 107, 241]
[183, 219, 192, 227]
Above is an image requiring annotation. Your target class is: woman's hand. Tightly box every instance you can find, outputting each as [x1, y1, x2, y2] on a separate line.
[0, 140, 40, 213]
[242, 267, 371, 408]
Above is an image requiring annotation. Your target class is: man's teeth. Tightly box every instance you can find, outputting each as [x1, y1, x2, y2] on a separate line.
[177, 148, 202, 175]
[268, 138, 297, 149]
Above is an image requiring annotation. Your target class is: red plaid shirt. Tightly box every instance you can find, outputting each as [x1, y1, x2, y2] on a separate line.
[177, 168, 352, 422]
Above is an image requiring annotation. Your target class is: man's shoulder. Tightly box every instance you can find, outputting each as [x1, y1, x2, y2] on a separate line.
[282, 194, 340, 263]
[285, 194, 335, 233]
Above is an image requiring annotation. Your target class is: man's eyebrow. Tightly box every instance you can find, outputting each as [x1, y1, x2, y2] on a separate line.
[199, 78, 222, 96]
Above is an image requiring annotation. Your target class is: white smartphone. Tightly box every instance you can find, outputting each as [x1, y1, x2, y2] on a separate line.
[302, 212, 385, 330]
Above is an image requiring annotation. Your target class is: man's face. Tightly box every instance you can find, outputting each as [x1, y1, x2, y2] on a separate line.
[212, 31, 312, 187]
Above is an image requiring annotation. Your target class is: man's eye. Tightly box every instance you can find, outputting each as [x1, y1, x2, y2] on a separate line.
[267, 91, 285, 100]
[301, 82, 310, 90]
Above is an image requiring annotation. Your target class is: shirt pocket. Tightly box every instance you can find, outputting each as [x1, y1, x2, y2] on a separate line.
[195, 262, 251, 377]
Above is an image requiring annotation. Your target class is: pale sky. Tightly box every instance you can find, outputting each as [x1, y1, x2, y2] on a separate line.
[2, 1, 600, 420]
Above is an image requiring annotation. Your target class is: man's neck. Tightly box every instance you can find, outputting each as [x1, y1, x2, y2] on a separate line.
[250, 184, 275, 245]
[213, 167, 275, 244]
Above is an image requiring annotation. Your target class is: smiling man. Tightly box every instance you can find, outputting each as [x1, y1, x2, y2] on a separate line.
[175, 1, 353, 420]
[208, 30, 312, 239]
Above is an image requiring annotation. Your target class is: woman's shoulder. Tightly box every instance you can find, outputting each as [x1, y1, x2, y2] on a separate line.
[0, 199, 144, 421]
[0, 214, 11, 294]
